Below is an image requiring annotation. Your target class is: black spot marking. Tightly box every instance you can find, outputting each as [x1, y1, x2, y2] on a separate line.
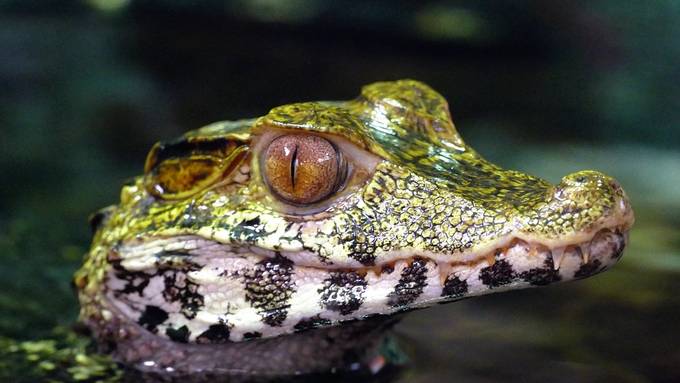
[519, 258, 562, 286]
[294, 315, 332, 332]
[479, 259, 516, 287]
[441, 275, 468, 298]
[574, 259, 603, 279]
[244, 255, 295, 326]
[318, 271, 367, 315]
[611, 232, 626, 259]
[345, 225, 377, 266]
[196, 323, 231, 344]
[387, 258, 429, 308]
[111, 263, 151, 296]
[165, 325, 190, 343]
[230, 216, 267, 242]
[243, 332, 262, 340]
[162, 269, 204, 319]
[349, 251, 377, 266]
[138, 305, 168, 333]
[240, 217, 261, 227]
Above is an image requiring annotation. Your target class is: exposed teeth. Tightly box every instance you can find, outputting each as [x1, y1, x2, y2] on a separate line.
[438, 261, 453, 285]
[580, 244, 590, 264]
[551, 246, 567, 270]
[485, 252, 497, 266]
[117, 228, 625, 282]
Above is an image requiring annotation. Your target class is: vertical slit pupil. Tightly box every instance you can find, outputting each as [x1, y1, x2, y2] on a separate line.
[290, 144, 298, 189]
[264, 134, 346, 205]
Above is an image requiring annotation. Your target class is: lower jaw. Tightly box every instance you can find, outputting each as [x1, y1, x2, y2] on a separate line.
[82, 228, 626, 378]
[83, 300, 402, 377]
[104, 227, 626, 345]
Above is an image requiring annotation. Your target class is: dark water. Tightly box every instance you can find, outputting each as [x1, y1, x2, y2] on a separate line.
[1, 1, 679, 382]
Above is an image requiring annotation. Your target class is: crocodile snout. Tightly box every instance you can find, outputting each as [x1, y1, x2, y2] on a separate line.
[556, 170, 634, 229]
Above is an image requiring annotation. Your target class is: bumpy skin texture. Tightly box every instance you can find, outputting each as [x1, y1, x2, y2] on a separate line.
[75, 80, 634, 375]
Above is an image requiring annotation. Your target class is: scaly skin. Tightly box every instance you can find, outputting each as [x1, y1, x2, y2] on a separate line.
[74, 80, 634, 377]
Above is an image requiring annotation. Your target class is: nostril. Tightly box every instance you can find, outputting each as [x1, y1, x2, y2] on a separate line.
[561, 170, 611, 188]
[556, 171, 623, 207]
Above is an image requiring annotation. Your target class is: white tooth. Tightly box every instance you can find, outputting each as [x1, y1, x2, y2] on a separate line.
[552, 246, 566, 270]
[580, 244, 590, 264]
[486, 252, 497, 266]
[438, 262, 452, 285]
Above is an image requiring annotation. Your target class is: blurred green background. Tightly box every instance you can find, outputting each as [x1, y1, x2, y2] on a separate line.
[0, 1, 678, 382]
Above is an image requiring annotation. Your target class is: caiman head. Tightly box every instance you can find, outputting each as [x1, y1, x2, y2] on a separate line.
[76, 79, 634, 347]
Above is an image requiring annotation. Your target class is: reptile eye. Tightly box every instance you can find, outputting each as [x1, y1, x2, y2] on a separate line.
[263, 135, 346, 205]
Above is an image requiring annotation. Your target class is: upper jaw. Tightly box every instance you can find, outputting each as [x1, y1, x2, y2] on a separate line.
[112, 223, 629, 280]
[111, 177, 634, 274]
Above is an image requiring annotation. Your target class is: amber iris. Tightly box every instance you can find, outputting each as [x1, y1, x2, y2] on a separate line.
[264, 134, 342, 205]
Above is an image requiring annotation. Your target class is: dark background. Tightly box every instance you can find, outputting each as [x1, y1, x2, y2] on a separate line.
[1, 1, 678, 382]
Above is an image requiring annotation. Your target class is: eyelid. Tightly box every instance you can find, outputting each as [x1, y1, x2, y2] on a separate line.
[144, 144, 248, 200]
